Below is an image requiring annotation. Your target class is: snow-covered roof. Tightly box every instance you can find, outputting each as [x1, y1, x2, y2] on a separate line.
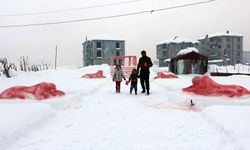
[158, 36, 199, 45]
[199, 31, 243, 39]
[164, 58, 171, 62]
[87, 35, 125, 41]
[177, 47, 199, 56]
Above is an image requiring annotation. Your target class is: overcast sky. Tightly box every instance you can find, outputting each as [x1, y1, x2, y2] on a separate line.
[0, 0, 250, 67]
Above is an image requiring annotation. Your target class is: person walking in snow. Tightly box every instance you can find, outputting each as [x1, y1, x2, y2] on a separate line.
[113, 64, 126, 93]
[137, 50, 153, 95]
[128, 68, 139, 95]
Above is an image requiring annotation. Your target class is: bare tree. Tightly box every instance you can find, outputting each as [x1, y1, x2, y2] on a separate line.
[19, 56, 29, 72]
[0, 57, 13, 78]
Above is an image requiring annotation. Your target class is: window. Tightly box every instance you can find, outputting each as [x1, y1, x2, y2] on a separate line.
[162, 51, 168, 57]
[218, 45, 222, 49]
[97, 42, 102, 49]
[97, 50, 102, 57]
[227, 37, 230, 42]
[237, 51, 241, 57]
[237, 45, 241, 50]
[116, 50, 120, 56]
[226, 45, 230, 49]
[116, 42, 120, 49]
[162, 44, 166, 49]
[237, 37, 241, 42]
[210, 45, 215, 49]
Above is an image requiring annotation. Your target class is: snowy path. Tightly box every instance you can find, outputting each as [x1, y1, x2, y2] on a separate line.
[5, 78, 245, 150]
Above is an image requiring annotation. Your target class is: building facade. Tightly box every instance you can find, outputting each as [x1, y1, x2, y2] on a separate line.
[198, 31, 243, 65]
[82, 35, 125, 66]
[243, 50, 250, 65]
[156, 36, 199, 67]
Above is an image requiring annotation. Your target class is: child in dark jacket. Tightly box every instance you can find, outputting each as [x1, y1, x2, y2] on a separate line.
[128, 68, 139, 95]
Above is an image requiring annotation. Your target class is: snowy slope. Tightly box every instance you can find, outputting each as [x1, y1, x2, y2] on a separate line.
[0, 64, 250, 150]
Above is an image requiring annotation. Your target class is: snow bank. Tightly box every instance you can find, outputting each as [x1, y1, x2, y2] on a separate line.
[0, 102, 55, 149]
[202, 105, 250, 148]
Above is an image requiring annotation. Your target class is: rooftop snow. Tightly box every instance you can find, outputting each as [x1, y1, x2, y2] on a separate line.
[199, 31, 243, 39]
[177, 47, 199, 56]
[158, 36, 199, 45]
[87, 35, 125, 41]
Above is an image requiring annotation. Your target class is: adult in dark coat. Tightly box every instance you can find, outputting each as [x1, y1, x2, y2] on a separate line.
[137, 50, 153, 95]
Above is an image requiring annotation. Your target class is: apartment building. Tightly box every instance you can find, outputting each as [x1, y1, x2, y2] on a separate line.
[198, 31, 243, 65]
[82, 35, 125, 66]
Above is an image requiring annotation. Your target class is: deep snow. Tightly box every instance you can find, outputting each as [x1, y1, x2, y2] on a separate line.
[0, 64, 250, 150]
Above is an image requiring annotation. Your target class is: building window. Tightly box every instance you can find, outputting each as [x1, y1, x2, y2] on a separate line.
[162, 44, 166, 49]
[162, 51, 168, 57]
[97, 42, 102, 49]
[116, 42, 120, 49]
[226, 45, 230, 49]
[237, 37, 241, 42]
[218, 45, 222, 49]
[97, 50, 102, 57]
[227, 37, 230, 42]
[116, 50, 120, 56]
[237, 51, 241, 57]
[237, 45, 241, 50]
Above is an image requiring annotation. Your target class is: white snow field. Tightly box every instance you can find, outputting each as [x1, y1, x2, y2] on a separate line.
[1, 64, 250, 150]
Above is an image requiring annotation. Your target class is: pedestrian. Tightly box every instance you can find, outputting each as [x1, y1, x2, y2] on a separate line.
[113, 64, 126, 93]
[128, 68, 139, 95]
[137, 50, 153, 95]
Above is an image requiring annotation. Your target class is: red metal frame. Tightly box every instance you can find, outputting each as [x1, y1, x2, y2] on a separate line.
[110, 56, 137, 66]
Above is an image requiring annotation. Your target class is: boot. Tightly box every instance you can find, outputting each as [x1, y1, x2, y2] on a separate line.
[135, 90, 137, 95]
[146, 90, 150, 95]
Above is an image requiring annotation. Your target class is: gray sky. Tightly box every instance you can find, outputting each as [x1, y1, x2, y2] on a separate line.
[0, 0, 250, 67]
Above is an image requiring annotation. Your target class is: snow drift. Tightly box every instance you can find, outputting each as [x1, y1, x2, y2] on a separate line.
[0, 82, 65, 100]
[182, 75, 250, 97]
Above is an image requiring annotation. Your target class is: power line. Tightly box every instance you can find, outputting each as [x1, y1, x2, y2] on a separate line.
[0, 0, 216, 28]
[0, 0, 142, 17]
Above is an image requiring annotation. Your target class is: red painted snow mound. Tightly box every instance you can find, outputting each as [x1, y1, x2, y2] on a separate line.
[153, 72, 178, 79]
[81, 70, 106, 78]
[0, 82, 65, 100]
[183, 75, 250, 97]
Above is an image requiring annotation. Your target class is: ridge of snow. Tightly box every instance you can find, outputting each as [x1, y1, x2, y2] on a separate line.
[87, 35, 125, 41]
[158, 36, 199, 45]
[177, 47, 199, 56]
[199, 31, 243, 39]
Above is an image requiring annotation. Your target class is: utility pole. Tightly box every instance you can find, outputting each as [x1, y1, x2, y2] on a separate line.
[55, 45, 58, 69]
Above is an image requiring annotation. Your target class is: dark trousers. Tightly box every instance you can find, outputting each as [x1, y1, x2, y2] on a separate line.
[115, 81, 121, 92]
[130, 83, 137, 93]
[140, 72, 150, 92]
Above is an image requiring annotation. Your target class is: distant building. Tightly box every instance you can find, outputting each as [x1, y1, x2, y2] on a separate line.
[156, 36, 199, 67]
[243, 50, 250, 65]
[198, 31, 243, 65]
[82, 35, 125, 66]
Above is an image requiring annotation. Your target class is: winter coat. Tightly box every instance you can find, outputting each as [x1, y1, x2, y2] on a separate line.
[113, 68, 125, 82]
[129, 70, 139, 83]
[137, 55, 153, 74]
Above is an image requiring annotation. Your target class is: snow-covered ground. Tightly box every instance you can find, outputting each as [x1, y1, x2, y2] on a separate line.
[1, 64, 250, 150]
